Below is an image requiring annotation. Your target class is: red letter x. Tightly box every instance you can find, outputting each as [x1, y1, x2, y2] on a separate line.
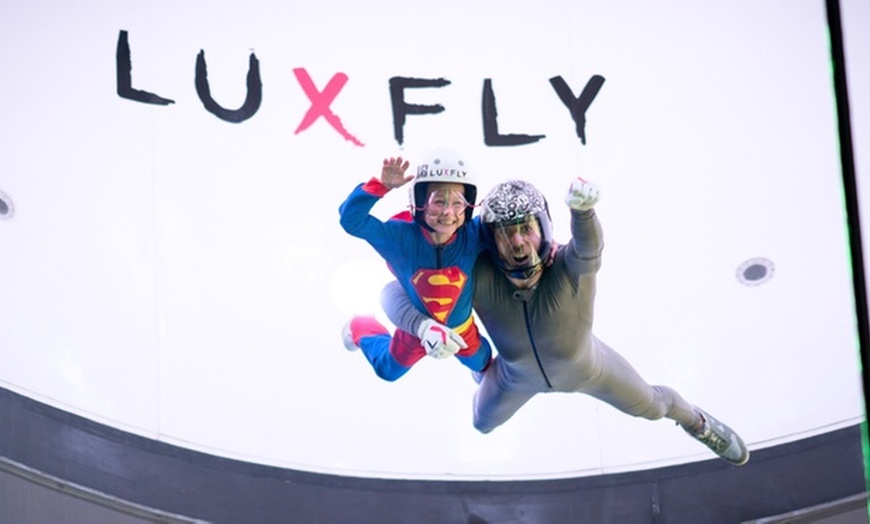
[293, 68, 364, 146]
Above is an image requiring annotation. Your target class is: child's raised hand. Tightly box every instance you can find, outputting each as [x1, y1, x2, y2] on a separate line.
[380, 157, 413, 189]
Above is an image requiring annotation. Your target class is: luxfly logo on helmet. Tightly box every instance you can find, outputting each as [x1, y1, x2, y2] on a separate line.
[416, 162, 469, 181]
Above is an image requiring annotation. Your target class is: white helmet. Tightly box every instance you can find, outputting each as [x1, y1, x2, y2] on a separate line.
[409, 148, 477, 224]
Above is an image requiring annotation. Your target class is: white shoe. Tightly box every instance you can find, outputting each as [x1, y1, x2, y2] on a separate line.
[341, 321, 359, 352]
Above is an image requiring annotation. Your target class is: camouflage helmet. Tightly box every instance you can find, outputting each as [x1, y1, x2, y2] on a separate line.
[480, 180, 554, 280]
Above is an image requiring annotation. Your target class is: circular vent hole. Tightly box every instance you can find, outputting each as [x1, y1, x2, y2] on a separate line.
[0, 190, 13, 219]
[736, 257, 775, 286]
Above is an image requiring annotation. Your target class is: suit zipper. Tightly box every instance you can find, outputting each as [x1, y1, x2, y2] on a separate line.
[522, 301, 552, 388]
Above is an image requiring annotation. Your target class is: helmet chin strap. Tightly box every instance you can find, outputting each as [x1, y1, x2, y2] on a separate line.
[502, 261, 543, 280]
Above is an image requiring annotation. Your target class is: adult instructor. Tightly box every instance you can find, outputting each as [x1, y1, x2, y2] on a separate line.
[381, 177, 749, 466]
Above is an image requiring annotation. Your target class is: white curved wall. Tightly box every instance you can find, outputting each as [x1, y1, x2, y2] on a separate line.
[0, 0, 866, 480]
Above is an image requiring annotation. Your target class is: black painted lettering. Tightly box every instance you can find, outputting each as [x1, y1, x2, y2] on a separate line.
[116, 30, 175, 105]
[194, 50, 262, 123]
[549, 75, 605, 145]
[482, 79, 545, 147]
[389, 77, 450, 145]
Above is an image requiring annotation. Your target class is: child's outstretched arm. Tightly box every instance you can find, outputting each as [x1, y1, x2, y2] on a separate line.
[339, 156, 413, 238]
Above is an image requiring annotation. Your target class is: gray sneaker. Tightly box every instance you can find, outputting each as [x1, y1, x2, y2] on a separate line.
[685, 408, 750, 466]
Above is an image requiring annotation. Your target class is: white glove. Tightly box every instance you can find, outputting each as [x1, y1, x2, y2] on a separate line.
[565, 177, 601, 211]
[417, 319, 467, 359]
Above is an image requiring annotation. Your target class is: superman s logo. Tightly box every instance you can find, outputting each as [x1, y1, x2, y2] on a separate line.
[410, 268, 468, 323]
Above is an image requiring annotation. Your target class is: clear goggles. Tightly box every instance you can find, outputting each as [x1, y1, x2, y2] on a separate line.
[491, 216, 542, 242]
[423, 188, 471, 215]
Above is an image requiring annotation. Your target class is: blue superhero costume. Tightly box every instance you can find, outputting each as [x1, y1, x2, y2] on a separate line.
[339, 177, 493, 381]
